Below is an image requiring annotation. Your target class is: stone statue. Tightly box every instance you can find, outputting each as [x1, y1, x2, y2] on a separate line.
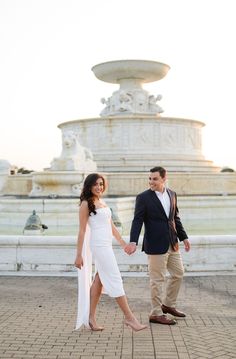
[100, 97, 111, 116]
[148, 94, 163, 114]
[50, 130, 97, 172]
[99, 90, 164, 116]
[119, 91, 133, 112]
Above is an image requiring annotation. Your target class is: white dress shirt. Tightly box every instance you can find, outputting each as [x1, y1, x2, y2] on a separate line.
[155, 188, 170, 218]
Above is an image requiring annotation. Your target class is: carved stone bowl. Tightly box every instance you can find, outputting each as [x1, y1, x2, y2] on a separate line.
[92, 59, 170, 84]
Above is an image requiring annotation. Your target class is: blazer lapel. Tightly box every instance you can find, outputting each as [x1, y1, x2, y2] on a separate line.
[148, 189, 168, 218]
[166, 188, 175, 219]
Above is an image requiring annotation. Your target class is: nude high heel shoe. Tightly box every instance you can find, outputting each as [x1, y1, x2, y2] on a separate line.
[89, 322, 104, 331]
[124, 319, 148, 332]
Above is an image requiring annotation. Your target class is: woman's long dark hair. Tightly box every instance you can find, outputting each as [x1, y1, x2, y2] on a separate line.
[79, 173, 106, 215]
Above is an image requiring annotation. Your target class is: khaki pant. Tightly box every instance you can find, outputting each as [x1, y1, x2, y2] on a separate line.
[148, 246, 184, 316]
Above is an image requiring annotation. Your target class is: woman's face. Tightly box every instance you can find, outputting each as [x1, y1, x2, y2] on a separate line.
[91, 178, 104, 197]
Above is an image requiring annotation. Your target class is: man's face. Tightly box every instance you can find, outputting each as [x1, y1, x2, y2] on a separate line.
[149, 171, 166, 192]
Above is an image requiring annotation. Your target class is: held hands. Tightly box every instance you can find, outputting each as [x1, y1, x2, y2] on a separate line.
[183, 239, 191, 252]
[124, 242, 137, 255]
[119, 238, 136, 255]
[74, 254, 84, 269]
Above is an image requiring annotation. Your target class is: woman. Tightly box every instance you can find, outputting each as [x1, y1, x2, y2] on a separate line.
[74, 173, 147, 332]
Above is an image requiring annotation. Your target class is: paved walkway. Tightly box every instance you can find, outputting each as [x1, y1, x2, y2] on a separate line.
[0, 274, 236, 359]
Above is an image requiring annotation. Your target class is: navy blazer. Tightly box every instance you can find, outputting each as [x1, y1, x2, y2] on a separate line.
[130, 188, 188, 254]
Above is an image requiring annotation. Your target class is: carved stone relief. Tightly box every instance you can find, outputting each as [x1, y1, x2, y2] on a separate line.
[100, 88, 164, 116]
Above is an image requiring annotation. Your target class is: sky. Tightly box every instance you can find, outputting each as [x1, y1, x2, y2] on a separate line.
[0, 0, 235, 171]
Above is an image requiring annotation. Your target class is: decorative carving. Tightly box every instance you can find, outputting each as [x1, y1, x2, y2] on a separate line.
[162, 127, 176, 147]
[139, 127, 152, 144]
[32, 184, 42, 193]
[93, 59, 169, 117]
[185, 128, 200, 150]
[135, 91, 147, 112]
[50, 130, 97, 172]
[148, 94, 163, 113]
[100, 97, 111, 116]
[71, 184, 81, 195]
[119, 91, 133, 112]
[100, 89, 164, 116]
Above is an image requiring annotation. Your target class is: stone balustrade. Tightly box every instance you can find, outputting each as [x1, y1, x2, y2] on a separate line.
[0, 235, 235, 273]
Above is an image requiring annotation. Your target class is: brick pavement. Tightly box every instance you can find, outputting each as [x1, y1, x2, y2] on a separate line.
[0, 275, 236, 359]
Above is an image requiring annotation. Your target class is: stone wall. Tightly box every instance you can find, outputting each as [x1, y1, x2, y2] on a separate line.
[1, 195, 236, 235]
[0, 235, 235, 273]
[3, 172, 236, 197]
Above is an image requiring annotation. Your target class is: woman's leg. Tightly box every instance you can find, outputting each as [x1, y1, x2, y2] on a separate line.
[115, 295, 148, 331]
[89, 273, 103, 329]
[115, 295, 133, 320]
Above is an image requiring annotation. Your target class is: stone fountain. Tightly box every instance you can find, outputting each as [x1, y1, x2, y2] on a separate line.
[0, 59, 236, 237]
[59, 60, 218, 173]
[0, 59, 236, 273]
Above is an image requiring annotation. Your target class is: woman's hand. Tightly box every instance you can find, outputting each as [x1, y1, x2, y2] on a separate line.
[120, 239, 127, 249]
[74, 254, 84, 269]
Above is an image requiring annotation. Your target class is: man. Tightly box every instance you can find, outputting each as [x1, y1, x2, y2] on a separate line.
[125, 166, 190, 325]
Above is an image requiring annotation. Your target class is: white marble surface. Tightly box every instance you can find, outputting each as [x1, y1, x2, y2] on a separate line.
[29, 171, 85, 197]
[58, 116, 219, 172]
[92, 60, 170, 84]
[3, 171, 236, 197]
[1, 195, 236, 235]
[105, 172, 236, 196]
[92, 60, 169, 117]
[0, 159, 11, 195]
[0, 235, 235, 273]
[49, 130, 96, 172]
[0, 196, 134, 235]
[29, 129, 97, 197]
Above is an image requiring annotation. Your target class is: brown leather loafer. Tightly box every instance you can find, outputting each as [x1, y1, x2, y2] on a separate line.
[149, 315, 176, 325]
[162, 304, 186, 318]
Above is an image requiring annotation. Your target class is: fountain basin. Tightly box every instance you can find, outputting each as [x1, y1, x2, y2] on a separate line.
[29, 171, 85, 197]
[92, 59, 170, 84]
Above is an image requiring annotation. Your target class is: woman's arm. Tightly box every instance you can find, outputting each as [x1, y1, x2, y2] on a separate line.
[74, 201, 89, 269]
[111, 220, 127, 249]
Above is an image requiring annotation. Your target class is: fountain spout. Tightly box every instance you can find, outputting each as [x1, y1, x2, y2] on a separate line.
[92, 59, 170, 117]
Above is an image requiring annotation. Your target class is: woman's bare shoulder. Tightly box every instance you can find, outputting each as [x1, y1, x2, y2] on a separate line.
[80, 200, 89, 212]
[80, 200, 88, 207]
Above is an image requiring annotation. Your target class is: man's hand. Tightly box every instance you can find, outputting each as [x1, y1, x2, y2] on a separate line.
[124, 242, 137, 255]
[183, 239, 191, 252]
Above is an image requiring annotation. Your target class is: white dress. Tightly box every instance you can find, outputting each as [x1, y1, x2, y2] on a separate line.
[75, 207, 125, 330]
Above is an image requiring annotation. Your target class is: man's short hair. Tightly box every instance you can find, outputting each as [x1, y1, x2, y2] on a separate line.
[150, 166, 166, 178]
